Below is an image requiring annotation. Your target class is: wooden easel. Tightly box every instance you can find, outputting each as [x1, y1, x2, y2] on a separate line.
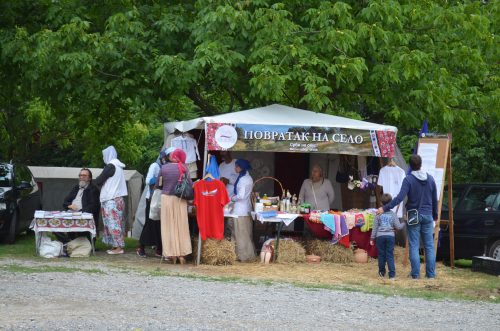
[416, 135, 455, 268]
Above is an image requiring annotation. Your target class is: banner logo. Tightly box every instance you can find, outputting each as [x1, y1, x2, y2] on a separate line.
[214, 125, 238, 149]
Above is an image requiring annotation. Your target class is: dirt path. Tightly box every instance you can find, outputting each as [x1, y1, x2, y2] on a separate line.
[1, 259, 499, 331]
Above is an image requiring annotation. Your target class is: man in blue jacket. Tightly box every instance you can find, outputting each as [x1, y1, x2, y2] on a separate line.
[377, 155, 438, 279]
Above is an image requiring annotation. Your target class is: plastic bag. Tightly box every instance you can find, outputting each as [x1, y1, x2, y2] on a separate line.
[39, 235, 63, 258]
[67, 236, 92, 257]
[149, 189, 162, 220]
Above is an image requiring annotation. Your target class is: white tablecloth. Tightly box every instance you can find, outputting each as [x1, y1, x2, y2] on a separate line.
[250, 212, 301, 226]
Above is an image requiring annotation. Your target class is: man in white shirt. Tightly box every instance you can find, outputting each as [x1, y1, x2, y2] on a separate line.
[218, 151, 238, 195]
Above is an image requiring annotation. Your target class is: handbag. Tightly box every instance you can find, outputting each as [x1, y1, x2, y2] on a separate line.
[336, 157, 349, 183]
[149, 188, 162, 220]
[406, 180, 428, 226]
[174, 172, 194, 200]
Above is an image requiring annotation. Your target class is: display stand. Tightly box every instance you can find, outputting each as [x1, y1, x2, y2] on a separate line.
[415, 135, 455, 267]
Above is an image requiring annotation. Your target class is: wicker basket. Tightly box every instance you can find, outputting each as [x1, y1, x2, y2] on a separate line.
[251, 176, 284, 208]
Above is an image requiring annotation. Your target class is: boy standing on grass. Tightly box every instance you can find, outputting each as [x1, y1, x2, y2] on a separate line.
[370, 194, 405, 279]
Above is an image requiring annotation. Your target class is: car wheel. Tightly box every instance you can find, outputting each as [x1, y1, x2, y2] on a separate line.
[489, 239, 500, 260]
[6, 209, 18, 244]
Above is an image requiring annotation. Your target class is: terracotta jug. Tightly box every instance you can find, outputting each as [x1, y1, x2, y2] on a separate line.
[353, 248, 368, 263]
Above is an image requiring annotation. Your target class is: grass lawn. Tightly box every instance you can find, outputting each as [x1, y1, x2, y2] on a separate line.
[1, 232, 499, 303]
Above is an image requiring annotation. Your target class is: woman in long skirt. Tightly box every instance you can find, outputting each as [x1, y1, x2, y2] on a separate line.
[159, 149, 192, 264]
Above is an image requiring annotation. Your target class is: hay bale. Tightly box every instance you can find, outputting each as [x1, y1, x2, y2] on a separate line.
[192, 238, 237, 266]
[305, 239, 352, 264]
[394, 245, 406, 264]
[276, 239, 305, 263]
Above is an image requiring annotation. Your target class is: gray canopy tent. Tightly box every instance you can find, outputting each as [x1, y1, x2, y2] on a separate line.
[29, 166, 143, 232]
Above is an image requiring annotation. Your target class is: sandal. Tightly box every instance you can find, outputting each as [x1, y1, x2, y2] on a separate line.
[136, 248, 146, 258]
[107, 248, 124, 255]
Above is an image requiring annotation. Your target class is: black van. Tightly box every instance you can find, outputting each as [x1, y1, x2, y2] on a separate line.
[439, 183, 500, 259]
[0, 163, 42, 243]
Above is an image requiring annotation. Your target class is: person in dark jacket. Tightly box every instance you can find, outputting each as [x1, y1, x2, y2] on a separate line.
[377, 154, 438, 279]
[58, 168, 100, 243]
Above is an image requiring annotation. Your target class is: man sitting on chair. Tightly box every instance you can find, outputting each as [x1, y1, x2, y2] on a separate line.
[57, 168, 100, 243]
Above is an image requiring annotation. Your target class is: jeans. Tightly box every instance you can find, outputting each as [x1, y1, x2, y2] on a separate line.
[376, 236, 396, 278]
[407, 214, 436, 278]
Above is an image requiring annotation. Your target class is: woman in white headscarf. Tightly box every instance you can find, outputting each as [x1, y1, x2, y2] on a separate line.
[94, 146, 128, 255]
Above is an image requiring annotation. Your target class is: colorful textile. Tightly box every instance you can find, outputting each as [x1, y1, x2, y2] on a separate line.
[361, 212, 375, 232]
[101, 197, 125, 248]
[320, 214, 335, 233]
[340, 215, 349, 237]
[370, 130, 381, 157]
[334, 215, 341, 240]
[376, 130, 396, 157]
[355, 213, 365, 227]
[305, 220, 333, 239]
[345, 213, 356, 229]
[339, 233, 350, 248]
[193, 179, 229, 240]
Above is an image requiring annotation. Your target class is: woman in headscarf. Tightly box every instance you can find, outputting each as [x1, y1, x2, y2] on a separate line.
[299, 164, 334, 210]
[159, 149, 192, 264]
[94, 146, 128, 255]
[228, 159, 256, 261]
[136, 147, 175, 258]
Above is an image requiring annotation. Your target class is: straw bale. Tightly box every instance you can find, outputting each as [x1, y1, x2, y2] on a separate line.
[305, 239, 352, 264]
[192, 238, 237, 266]
[276, 240, 305, 263]
[393, 245, 406, 264]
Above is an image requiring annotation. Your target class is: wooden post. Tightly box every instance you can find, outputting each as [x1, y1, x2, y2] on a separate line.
[447, 147, 455, 268]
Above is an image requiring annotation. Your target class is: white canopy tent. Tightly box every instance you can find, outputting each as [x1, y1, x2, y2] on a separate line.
[161, 104, 403, 264]
[164, 104, 406, 196]
[164, 104, 396, 138]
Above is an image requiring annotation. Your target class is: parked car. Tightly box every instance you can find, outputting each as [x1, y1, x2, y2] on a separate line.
[0, 162, 42, 243]
[439, 183, 500, 260]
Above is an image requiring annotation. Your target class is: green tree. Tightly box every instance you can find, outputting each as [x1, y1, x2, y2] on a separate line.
[0, 0, 497, 181]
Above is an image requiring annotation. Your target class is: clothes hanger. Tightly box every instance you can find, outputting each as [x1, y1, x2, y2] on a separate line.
[203, 172, 214, 180]
[203, 153, 214, 180]
[388, 158, 397, 167]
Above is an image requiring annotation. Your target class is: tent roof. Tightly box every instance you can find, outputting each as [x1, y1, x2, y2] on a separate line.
[28, 166, 143, 181]
[165, 104, 397, 134]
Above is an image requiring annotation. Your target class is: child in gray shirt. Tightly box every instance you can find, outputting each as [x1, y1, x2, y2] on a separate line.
[370, 194, 405, 279]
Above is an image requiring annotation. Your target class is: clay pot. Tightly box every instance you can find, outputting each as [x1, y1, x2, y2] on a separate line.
[306, 254, 321, 263]
[353, 248, 368, 263]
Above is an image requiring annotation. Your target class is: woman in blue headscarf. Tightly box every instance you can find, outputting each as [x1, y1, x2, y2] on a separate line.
[228, 159, 256, 261]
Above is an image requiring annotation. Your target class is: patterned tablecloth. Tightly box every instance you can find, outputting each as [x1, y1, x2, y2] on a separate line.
[30, 210, 96, 255]
[30, 210, 96, 235]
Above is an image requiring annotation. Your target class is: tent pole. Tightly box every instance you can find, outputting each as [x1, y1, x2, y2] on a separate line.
[197, 127, 208, 266]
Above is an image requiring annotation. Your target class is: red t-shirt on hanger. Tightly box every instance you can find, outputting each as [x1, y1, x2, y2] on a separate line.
[193, 179, 229, 240]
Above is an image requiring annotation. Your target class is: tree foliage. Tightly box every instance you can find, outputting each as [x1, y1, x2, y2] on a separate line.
[0, 0, 498, 180]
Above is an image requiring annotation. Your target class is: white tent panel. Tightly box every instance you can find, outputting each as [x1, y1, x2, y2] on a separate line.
[164, 104, 397, 135]
[29, 166, 144, 232]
